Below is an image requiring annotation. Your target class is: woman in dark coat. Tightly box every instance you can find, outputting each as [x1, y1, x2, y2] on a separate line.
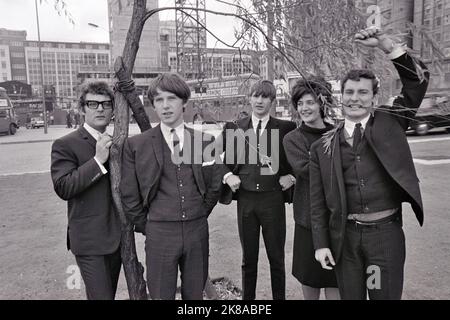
[283, 76, 340, 300]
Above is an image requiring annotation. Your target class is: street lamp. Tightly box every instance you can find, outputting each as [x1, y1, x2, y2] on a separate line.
[34, 0, 48, 134]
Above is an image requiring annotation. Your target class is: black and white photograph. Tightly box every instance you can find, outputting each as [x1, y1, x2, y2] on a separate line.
[1, 0, 450, 304]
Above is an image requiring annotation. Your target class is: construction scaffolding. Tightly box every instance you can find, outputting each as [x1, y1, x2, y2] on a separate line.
[175, 0, 207, 81]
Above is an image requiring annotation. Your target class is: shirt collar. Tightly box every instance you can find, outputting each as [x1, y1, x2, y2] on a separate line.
[160, 121, 185, 150]
[251, 113, 270, 132]
[83, 123, 104, 141]
[160, 121, 185, 136]
[344, 114, 370, 137]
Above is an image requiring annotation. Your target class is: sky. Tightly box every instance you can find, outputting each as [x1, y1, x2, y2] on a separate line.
[0, 0, 250, 47]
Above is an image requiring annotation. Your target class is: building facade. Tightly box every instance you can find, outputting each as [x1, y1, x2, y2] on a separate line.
[0, 44, 12, 82]
[0, 28, 111, 107]
[107, 0, 161, 73]
[0, 29, 27, 83]
[413, 0, 450, 96]
[24, 40, 110, 104]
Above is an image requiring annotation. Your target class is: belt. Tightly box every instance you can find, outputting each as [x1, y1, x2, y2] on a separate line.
[347, 208, 398, 222]
[347, 211, 400, 227]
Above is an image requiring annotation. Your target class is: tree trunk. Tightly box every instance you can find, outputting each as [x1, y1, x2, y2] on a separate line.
[109, 0, 150, 300]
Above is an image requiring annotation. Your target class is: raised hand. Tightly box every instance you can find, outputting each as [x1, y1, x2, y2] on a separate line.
[95, 133, 113, 164]
[354, 26, 395, 54]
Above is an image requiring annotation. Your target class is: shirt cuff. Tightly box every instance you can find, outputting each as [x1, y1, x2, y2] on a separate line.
[387, 45, 406, 60]
[94, 157, 108, 174]
[223, 172, 233, 184]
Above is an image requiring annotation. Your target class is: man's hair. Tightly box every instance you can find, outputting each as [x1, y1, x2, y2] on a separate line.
[341, 69, 379, 95]
[147, 73, 191, 104]
[249, 80, 276, 101]
[78, 81, 114, 113]
[291, 76, 333, 119]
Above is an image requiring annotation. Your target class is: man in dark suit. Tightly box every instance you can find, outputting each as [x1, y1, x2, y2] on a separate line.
[120, 73, 221, 300]
[219, 80, 296, 300]
[310, 27, 429, 300]
[51, 81, 121, 300]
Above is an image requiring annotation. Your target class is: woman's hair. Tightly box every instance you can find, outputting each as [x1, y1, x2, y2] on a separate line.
[290, 76, 335, 119]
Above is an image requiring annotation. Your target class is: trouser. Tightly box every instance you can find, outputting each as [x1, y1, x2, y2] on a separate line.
[335, 217, 405, 300]
[145, 217, 209, 300]
[237, 190, 286, 300]
[75, 248, 121, 300]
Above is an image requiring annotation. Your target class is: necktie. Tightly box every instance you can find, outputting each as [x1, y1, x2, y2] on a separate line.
[353, 123, 362, 151]
[256, 120, 262, 164]
[171, 128, 180, 153]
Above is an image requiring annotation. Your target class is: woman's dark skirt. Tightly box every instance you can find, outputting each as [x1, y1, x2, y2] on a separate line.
[292, 223, 338, 288]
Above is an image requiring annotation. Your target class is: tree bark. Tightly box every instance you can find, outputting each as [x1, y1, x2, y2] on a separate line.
[109, 0, 150, 300]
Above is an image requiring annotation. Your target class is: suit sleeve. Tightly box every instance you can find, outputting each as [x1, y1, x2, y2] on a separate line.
[220, 121, 236, 174]
[120, 138, 146, 233]
[309, 142, 331, 250]
[201, 135, 222, 215]
[279, 121, 297, 177]
[203, 164, 222, 215]
[51, 138, 105, 201]
[283, 131, 310, 180]
[390, 53, 429, 130]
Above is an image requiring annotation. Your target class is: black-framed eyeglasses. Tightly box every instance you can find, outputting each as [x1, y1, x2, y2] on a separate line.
[85, 100, 113, 110]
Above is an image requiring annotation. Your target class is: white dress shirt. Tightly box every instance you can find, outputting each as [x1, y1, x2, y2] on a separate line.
[83, 123, 108, 174]
[344, 114, 371, 138]
[160, 121, 185, 153]
[251, 113, 270, 135]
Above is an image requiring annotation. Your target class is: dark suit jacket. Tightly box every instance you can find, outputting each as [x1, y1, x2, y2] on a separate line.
[219, 116, 296, 204]
[309, 52, 429, 262]
[120, 125, 221, 232]
[51, 127, 121, 256]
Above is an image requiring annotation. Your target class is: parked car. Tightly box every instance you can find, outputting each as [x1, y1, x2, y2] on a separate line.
[409, 99, 450, 135]
[30, 117, 45, 129]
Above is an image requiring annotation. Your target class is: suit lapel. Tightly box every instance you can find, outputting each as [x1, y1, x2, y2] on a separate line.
[332, 128, 347, 216]
[78, 126, 96, 149]
[266, 116, 277, 131]
[234, 117, 252, 171]
[363, 116, 375, 151]
[186, 127, 206, 196]
[239, 116, 252, 130]
[151, 125, 164, 169]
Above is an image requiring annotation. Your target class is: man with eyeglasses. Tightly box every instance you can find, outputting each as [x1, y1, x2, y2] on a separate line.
[51, 81, 121, 300]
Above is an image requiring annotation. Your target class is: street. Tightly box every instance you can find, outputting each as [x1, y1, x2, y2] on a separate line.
[0, 126, 450, 299]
